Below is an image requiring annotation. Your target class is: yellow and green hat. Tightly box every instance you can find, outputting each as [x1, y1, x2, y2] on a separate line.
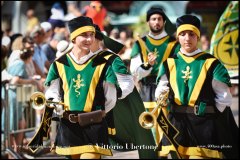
[68, 16, 95, 41]
[176, 15, 201, 38]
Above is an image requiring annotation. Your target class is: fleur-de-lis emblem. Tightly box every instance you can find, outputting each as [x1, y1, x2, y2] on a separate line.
[153, 48, 159, 57]
[73, 74, 85, 97]
[153, 48, 159, 65]
[182, 66, 192, 83]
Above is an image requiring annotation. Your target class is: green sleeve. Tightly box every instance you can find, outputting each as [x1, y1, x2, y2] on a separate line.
[44, 63, 59, 86]
[112, 56, 130, 75]
[213, 62, 232, 87]
[104, 65, 117, 85]
[130, 42, 140, 58]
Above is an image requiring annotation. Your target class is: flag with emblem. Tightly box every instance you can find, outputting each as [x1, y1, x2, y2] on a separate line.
[156, 106, 181, 159]
[28, 105, 54, 153]
[210, 1, 239, 84]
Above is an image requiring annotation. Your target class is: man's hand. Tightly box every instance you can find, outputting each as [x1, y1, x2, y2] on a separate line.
[148, 52, 157, 66]
[157, 90, 169, 107]
[54, 104, 65, 116]
[50, 98, 64, 116]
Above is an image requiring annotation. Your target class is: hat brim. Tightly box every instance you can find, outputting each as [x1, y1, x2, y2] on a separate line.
[164, 16, 176, 36]
[55, 42, 74, 59]
[95, 30, 125, 54]
[102, 32, 125, 54]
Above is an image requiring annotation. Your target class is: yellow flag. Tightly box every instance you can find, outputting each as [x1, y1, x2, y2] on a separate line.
[210, 1, 239, 84]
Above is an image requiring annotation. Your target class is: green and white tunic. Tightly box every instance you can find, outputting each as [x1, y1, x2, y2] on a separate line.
[156, 49, 232, 158]
[45, 51, 117, 156]
[130, 31, 180, 109]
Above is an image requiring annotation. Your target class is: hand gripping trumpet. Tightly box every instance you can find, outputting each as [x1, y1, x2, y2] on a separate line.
[30, 91, 65, 111]
[28, 91, 66, 153]
[139, 90, 169, 129]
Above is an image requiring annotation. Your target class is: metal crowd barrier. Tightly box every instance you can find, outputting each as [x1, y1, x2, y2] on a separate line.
[1, 83, 37, 159]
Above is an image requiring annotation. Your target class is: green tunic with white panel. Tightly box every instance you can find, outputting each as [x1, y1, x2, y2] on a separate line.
[131, 35, 180, 109]
[45, 53, 117, 156]
[157, 51, 232, 158]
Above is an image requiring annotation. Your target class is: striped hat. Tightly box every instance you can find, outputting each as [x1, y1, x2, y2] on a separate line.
[176, 15, 201, 38]
[68, 16, 95, 41]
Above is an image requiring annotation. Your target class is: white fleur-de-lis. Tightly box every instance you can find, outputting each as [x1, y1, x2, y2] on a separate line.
[182, 66, 192, 83]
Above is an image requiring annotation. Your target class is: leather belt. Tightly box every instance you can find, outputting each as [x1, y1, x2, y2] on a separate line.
[62, 111, 106, 124]
[170, 105, 215, 115]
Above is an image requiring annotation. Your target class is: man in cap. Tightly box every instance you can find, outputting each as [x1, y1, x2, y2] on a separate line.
[30, 25, 50, 78]
[155, 14, 238, 159]
[130, 6, 180, 146]
[41, 32, 66, 63]
[28, 16, 118, 159]
[40, 22, 53, 44]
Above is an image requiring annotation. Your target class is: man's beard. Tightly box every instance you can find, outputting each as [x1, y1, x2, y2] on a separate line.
[150, 26, 163, 34]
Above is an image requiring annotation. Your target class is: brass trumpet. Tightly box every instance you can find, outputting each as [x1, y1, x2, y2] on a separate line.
[30, 92, 65, 110]
[139, 90, 169, 129]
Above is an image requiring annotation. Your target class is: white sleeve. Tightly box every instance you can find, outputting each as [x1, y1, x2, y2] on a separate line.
[212, 79, 232, 112]
[130, 54, 152, 81]
[154, 75, 233, 112]
[155, 74, 169, 100]
[45, 78, 61, 102]
[103, 81, 117, 113]
[116, 73, 134, 99]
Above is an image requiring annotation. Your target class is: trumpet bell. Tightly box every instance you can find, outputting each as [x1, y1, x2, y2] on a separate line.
[139, 111, 156, 129]
[30, 92, 46, 110]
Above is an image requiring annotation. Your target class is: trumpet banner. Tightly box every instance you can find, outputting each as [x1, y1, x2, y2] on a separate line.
[28, 105, 54, 153]
[156, 107, 181, 159]
[210, 1, 239, 83]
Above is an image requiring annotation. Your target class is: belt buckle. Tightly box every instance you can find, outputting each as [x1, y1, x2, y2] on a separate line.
[69, 114, 77, 123]
[194, 105, 199, 115]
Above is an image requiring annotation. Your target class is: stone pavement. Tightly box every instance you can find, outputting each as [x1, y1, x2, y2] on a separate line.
[102, 150, 139, 159]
